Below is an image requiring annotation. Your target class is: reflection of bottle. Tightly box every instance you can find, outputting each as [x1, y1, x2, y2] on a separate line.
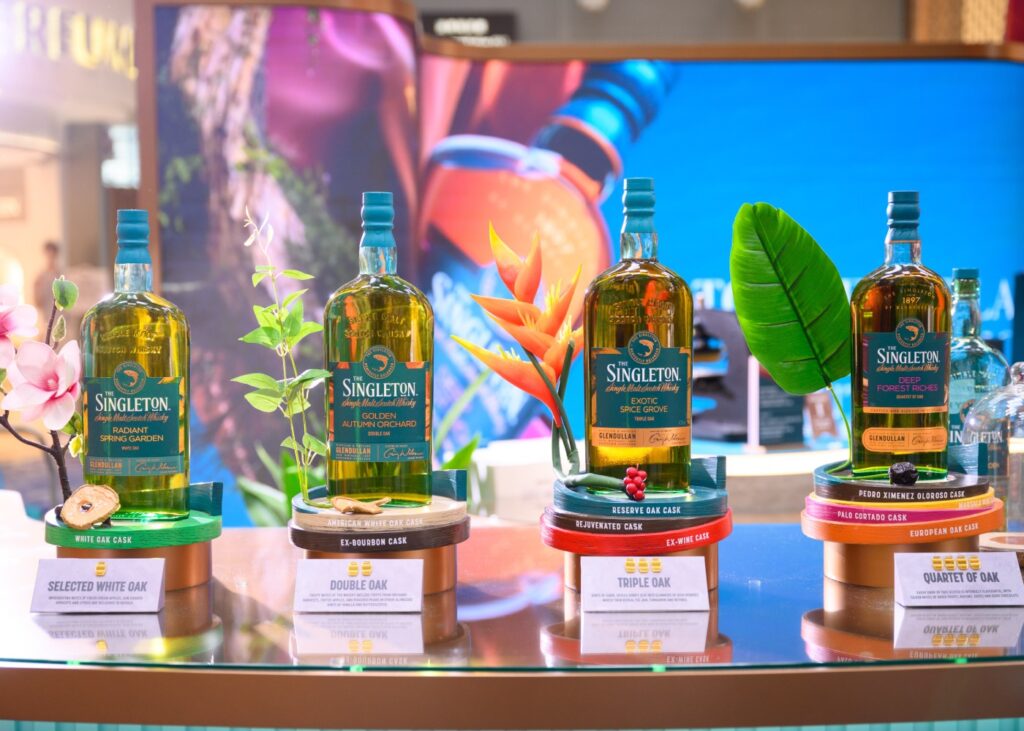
[949, 268, 1009, 445]
[585, 178, 692, 491]
[419, 62, 678, 451]
[325, 192, 433, 507]
[851, 192, 951, 479]
[82, 210, 190, 520]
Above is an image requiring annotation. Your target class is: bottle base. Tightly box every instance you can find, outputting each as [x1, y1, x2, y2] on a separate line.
[850, 465, 949, 482]
[111, 509, 190, 522]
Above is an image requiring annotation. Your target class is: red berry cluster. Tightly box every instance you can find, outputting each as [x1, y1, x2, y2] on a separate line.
[623, 467, 648, 501]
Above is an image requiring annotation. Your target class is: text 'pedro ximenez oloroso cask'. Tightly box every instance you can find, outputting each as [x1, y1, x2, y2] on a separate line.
[324, 192, 434, 507]
[82, 209, 191, 520]
[851, 191, 951, 479]
[584, 177, 693, 491]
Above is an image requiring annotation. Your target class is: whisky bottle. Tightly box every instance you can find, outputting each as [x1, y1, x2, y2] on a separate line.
[949, 268, 1009, 445]
[584, 177, 693, 491]
[324, 192, 434, 506]
[851, 191, 951, 479]
[82, 209, 190, 520]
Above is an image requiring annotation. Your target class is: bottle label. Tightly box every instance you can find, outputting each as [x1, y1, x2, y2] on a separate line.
[84, 361, 184, 476]
[590, 331, 690, 448]
[329, 346, 431, 462]
[862, 321, 949, 412]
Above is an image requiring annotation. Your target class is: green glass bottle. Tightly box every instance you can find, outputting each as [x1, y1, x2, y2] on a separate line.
[81, 209, 190, 520]
[584, 177, 693, 491]
[851, 191, 951, 479]
[324, 192, 434, 506]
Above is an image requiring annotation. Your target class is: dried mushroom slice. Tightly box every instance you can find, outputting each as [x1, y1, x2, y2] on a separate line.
[330, 496, 391, 515]
[60, 485, 121, 530]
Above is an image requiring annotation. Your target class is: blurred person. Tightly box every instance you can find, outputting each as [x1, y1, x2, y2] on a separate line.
[32, 241, 62, 310]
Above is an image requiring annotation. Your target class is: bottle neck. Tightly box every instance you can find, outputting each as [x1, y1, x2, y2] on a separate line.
[359, 247, 397, 276]
[620, 232, 657, 260]
[884, 217, 921, 265]
[115, 263, 153, 293]
[952, 281, 982, 338]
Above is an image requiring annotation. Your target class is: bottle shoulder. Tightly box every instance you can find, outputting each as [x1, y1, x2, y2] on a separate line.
[587, 260, 691, 297]
[83, 292, 188, 325]
[326, 274, 433, 313]
[951, 337, 1010, 364]
[851, 263, 950, 300]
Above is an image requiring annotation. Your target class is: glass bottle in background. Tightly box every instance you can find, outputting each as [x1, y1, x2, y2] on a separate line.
[419, 61, 678, 453]
[324, 192, 434, 507]
[851, 191, 951, 480]
[82, 209, 190, 520]
[584, 177, 693, 491]
[963, 363, 1024, 530]
[949, 268, 1009, 448]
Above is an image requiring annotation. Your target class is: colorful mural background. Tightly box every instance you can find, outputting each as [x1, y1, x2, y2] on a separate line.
[152, 5, 1024, 524]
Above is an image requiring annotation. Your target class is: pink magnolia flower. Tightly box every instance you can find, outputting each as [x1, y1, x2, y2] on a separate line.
[2, 340, 81, 430]
[0, 285, 38, 368]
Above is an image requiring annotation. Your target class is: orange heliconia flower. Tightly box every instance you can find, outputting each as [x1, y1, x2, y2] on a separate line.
[455, 225, 584, 425]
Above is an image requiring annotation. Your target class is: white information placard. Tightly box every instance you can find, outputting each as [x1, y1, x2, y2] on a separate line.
[31, 558, 165, 613]
[292, 613, 424, 656]
[893, 606, 1024, 650]
[894, 552, 1024, 607]
[580, 556, 709, 612]
[581, 611, 710, 654]
[293, 558, 423, 613]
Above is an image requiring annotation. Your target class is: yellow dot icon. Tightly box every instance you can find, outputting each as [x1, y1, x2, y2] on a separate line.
[347, 562, 359, 577]
[361, 561, 372, 577]
[932, 556, 943, 571]
[625, 640, 637, 652]
[638, 559, 649, 574]
[625, 559, 636, 574]
[969, 556, 981, 571]
[651, 559, 662, 574]
[95, 561, 107, 577]
[956, 555, 968, 571]
[944, 556, 956, 571]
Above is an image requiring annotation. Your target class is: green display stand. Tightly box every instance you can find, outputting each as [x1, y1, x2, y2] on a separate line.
[43, 482, 223, 590]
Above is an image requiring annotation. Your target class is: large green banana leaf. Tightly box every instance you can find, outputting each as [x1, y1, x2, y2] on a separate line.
[730, 202, 851, 395]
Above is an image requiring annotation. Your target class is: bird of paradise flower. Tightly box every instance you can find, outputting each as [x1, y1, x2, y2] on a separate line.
[453, 225, 629, 491]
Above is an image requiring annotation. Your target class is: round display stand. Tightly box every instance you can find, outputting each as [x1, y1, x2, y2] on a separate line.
[43, 482, 223, 591]
[806, 463, 999, 587]
[546, 458, 730, 593]
[289, 483, 469, 596]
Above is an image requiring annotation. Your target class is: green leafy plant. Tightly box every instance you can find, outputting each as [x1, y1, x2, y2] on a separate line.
[234, 209, 329, 505]
[730, 202, 852, 445]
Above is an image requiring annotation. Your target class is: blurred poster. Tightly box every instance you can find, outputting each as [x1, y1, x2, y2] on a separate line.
[150, 3, 1024, 492]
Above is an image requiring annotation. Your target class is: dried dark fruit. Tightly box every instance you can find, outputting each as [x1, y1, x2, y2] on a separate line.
[889, 462, 919, 486]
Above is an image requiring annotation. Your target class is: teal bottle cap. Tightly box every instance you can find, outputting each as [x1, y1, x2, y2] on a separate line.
[887, 190, 920, 226]
[622, 177, 655, 234]
[361, 191, 394, 228]
[953, 267, 979, 280]
[360, 191, 396, 248]
[115, 209, 151, 265]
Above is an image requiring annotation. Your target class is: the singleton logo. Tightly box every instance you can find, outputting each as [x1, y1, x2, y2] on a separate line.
[895, 318, 926, 349]
[113, 361, 147, 395]
[362, 346, 396, 380]
[628, 331, 661, 365]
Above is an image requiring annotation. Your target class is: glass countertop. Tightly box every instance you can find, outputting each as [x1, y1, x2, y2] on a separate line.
[2, 523, 1022, 672]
